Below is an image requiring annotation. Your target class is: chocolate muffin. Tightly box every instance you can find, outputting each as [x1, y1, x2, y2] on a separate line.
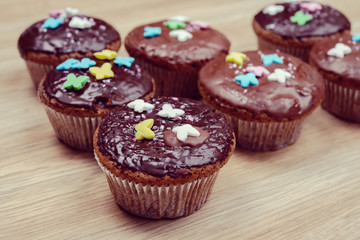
[252, 1, 351, 61]
[94, 97, 235, 219]
[38, 54, 154, 151]
[18, 7, 121, 88]
[199, 50, 325, 151]
[125, 16, 230, 99]
[309, 34, 360, 122]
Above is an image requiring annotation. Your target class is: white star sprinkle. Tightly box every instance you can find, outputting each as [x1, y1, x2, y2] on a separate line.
[168, 15, 189, 22]
[169, 29, 193, 42]
[65, 7, 79, 17]
[327, 43, 352, 58]
[157, 104, 185, 118]
[262, 5, 285, 15]
[127, 99, 155, 113]
[69, 16, 95, 29]
[58, 7, 79, 18]
[268, 69, 291, 84]
[172, 124, 200, 142]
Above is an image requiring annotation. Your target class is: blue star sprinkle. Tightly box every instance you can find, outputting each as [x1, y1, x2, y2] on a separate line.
[56, 58, 79, 70]
[114, 57, 135, 68]
[143, 27, 162, 38]
[261, 54, 283, 66]
[71, 58, 96, 69]
[234, 73, 259, 88]
[42, 17, 64, 29]
[56, 58, 97, 70]
[352, 34, 360, 42]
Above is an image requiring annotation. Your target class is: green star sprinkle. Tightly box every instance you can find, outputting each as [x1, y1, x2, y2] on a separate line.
[290, 10, 313, 26]
[63, 73, 88, 90]
[164, 20, 186, 30]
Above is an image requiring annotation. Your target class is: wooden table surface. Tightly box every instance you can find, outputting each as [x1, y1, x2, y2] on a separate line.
[1, 0, 360, 239]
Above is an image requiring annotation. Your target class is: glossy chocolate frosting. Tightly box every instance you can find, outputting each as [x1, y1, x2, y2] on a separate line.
[309, 35, 360, 88]
[254, 2, 350, 39]
[18, 15, 120, 58]
[199, 50, 325, 121]
[41, 59, 153, 114]
[97, 97, 234, 177]
[125, 20, 230, 71]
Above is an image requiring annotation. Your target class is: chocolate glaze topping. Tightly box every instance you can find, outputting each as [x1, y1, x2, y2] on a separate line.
[97, 97, 234, 178]
[310, 35, 360, 88]
[42, 59, 153, 113]
[254, 2, 350, 39]
[199, 50, 325, 121]
[125, 20, 230, 71]
[18, 15, 120, 58]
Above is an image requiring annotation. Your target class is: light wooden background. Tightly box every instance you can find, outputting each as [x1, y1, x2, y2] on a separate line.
[1, 0, 360, 239]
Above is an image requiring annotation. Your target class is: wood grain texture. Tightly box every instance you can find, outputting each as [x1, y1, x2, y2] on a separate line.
[1, 0, 360, 239]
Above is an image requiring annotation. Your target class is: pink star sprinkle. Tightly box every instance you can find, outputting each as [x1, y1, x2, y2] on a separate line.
[246, 66, 270, 77]
[189, 21, 210, 30]
[300, 2, 322, 12]
[49, 10, 65, 18]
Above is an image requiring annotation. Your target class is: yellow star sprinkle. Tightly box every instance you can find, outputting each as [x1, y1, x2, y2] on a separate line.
[93, 49, 117, 60]
[225, 52, 247, 66]
[89, 63, 114, 80]
[135, 119, 155, 140]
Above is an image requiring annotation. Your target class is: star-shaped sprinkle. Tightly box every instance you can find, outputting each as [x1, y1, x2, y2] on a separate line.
[189, 21, 210, 30]
[56, 58, 79, 70]
[262, 5, 285, 15]
[69, 16, 94, 29]
[246, 66, 270, 77]
[234, 73, 259, 88]
[169, 29, 193, 42]
[157, 104, 185, 118]
[93, 49, 117, 60]
[168, 16, 189, 22]
[42, 17, 64, 29]
[64, 7, 79, 17]
[164, 20, 186, 30]
[268, 69, 291, 84]
[327, 43, 352, 58]
[49, 10, 65, 18]
[261, 54, 283, 66]
[71, 58, 96, 69]
[226, 52, 247, 66]
[89, 63, 114, 80]
[135, 119, 155, 140]
[144, 27, 162, 38]
[63, 73, 88, 90]
[114, 57, 135, 68]
[290, 10, 313, 26]
[127, 99, 155, 113]
[353, 34, 360, 42]
[172, 124, 200, 142]
[300, 2, 322, 12]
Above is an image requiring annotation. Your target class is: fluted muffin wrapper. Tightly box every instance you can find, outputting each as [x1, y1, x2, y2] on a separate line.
[322, 78, 360, 122]
[256, 36, 311, 62]
[136, 59, 201, 99]
[25, 60, 56, 89]
[224, 114, 303, 151]
[95, 153, 219, 219]
[44, 106, 101, 151]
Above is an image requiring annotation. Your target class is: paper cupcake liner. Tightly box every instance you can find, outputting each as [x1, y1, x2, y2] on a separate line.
[136, 59, 201, 99]
[25, 60, 55, 89]
[257, 36, 311, 62]
[95, 154, 219, 219]
[44, 106, 101, 151]
[322, 79, 360, 122]
[224, 114, 303, 151]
